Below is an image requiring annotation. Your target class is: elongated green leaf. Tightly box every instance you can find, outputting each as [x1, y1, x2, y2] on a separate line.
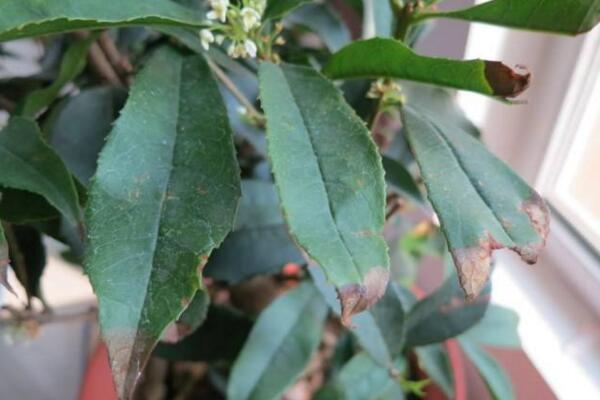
[0, 223, 9, 292]
[336, 352, 406, 400]
[45, 86, 127, 186]
[0, 117, 81, 224]
[85, 47, 240, 399]
[459, 339, 514, 400]
[265, 0, 312, 19]
[401, 100, 549, 300]
[204, 180, 303, 284]
[419, 0, 600, 35]
[155, 305, 253, 362]
[0, 0, 204, 42]
[21, 34, 96, 117]
[259, 62, 389, 326]
[416, 344, 454, 398]
[8, 225, 47, 300]
[381, 156, 423, 203]
[227, 282, 328, 400]
[287, 3, 351, 51]
[405, 275, 490, 348]
[323, 38, 531, 99]
[461, 305, 520, 348]
[0, 188, 59, 224]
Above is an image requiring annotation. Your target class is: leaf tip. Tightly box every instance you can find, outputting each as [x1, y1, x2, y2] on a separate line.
[337, 266, 389, 328]
[484, 61, 531, 98]
[451, 236, 502, 300]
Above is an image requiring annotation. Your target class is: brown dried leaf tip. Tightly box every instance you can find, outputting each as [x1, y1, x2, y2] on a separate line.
[107, 330, 154, 400]
[485, 61, 531, 98]
[337, 267, 389, 328]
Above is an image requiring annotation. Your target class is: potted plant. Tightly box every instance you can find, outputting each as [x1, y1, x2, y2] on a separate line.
[0, 0, 596, 399]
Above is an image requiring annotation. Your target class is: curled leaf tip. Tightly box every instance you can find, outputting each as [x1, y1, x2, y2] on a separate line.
[337, 267, 389, 328]
[484, 61, 531, 98]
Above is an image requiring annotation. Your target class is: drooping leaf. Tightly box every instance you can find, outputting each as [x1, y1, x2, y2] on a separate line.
[381, 156, 423, 204]
[227, 282, 328, 400]
[459, 339, 514, 400]
[401, 99, 549, 300]
[45, 86, 127, 186]
[264, 0, 313, 19]
[460, 305, 520, 348]
[21, 34, 97, 117]
[287, 3, 351, 52]
[259, 62, 390, 327]
[415, 344, 454, 398]
[335, 352, 406, 400]
[417, 0, 600, 36]
[404, 275, 490, 348]
[7, 225, 47, 301]
[0, 117, 81, 225]
[323, 38, 531, 99]
[155, 305, 253, 362]
[0, 0, 205, 42]
[204, 180, 304, 284]
[85, 47, 240, 399]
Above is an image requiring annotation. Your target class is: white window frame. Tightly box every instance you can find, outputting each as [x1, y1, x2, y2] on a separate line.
[458, 17, 600, 400]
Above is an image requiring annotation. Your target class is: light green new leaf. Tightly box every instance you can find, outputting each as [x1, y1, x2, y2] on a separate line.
[264, 0, 312, 19]
[21, 34, 97, 117]
[400, 98, 549, 300]
[259, 62, 389, 326]
[459, 339, 514, 400]
[85, 47, 240, 399]
[323, 38, 531, 99]
[0, 0, 204, 42]
[227, 282, 328, 400]
[336, 352, 406, 400]
[417, 0, 600, 36]
[0, 117, 81, 224]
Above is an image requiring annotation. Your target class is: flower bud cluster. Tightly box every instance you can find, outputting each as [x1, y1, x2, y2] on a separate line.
[199, 0, 268, 59]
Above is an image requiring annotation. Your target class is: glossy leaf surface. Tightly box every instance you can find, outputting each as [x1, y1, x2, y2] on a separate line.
[227, 282, 328, 400]
[323, 38, 531, 99]
[85, 47, 240, 399]
[259, 62, 389, 326]
[0, 0, 204, 42]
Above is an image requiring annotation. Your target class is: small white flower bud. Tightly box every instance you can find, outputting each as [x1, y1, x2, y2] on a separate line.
[241, 7, 261, 32]
[244, 39, 257, 58]
[199, 29, 215, 51]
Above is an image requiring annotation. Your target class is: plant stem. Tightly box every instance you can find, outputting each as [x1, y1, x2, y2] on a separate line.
[206, 57, 264, 123]
[395, 4, 415, 42]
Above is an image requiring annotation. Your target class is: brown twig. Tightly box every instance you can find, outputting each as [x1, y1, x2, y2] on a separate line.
[88, 41, 123, 85]
[98, 32, 133, 79]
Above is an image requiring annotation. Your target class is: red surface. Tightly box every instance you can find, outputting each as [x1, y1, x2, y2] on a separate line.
[79, 343, 118, 400]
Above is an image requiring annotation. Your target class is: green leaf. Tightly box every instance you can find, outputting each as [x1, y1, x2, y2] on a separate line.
[0, 117, 81, 225]
[323, 38, 531, 99]
[0, 0, 205, 42]
[0, 188, 59, 224]
[404, 275, 490, 348]
[381, 156, 423, 203]
[204, 180, 303, 284]
[155, 305, 253, 362]
[0, 223, 10, 293]
[45, 86, 127, 186]
[461, 305, 520, 348]
[264, 0, 312, 19]
[418, 0, 600, 35]
[259, 62, 389, 327]
[287, 3, 351, 51]
[335, 352, 406, 400]
[400, 99, 549, 300]
[415, 344, 454, 398]
[21, 34, 97, 117]
[7, 225, 47, 301]
[85, 47, 240, 399]
[161, 289, 210, 343]
[459, 339, 514, 400]
[227, 282, 328, 400]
